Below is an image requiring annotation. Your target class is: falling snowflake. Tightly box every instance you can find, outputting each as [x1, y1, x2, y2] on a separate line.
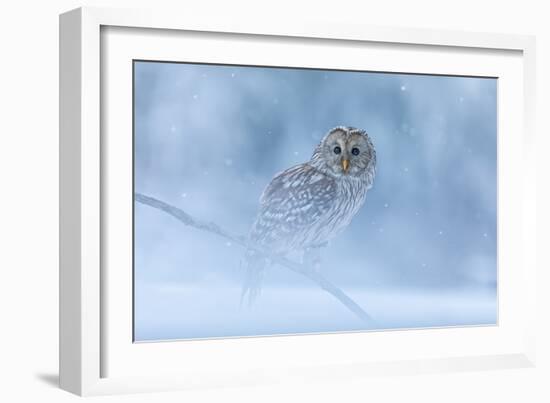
[293, 151, 299, 156]
[192, 94, 198, 99]
[231, 72, 236, 78]
[400, 85, 407, 91]
[170, 125, 176, 133]
[180, 193, 187, 198]
[384, 203, 389, 208]
[224, 158, 233, 167]
[226, 241, 232, 247]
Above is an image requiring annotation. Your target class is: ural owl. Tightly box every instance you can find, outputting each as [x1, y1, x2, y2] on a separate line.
[242, 126, 376, 303]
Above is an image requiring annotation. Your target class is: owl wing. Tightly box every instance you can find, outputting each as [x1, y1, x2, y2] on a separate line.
[250, 164, 337, 248]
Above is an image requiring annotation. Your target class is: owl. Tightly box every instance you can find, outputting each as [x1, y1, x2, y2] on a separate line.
[242, 126, 376, 303]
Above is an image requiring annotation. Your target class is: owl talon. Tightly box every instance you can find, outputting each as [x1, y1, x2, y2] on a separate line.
[304, 247, 322, 273]
[311, 259, 321, 273]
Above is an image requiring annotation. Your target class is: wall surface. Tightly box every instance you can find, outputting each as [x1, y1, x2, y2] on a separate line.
[0, 0, 548, 402]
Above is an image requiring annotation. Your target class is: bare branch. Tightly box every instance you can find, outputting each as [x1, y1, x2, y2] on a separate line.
[135, 193, 375, 324]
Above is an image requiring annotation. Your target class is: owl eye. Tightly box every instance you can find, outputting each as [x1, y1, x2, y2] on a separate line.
[351, 147, 360, 156]
[333, 146, 342, 154]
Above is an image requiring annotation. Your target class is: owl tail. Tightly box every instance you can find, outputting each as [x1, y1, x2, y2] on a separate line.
[240, 250, 268, 306]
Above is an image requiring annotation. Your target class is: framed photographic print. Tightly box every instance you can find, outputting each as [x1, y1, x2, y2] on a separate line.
[60, 6, 537, 396]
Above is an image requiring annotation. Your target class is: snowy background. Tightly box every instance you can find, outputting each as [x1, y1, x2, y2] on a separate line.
[133, 61, 497, 341]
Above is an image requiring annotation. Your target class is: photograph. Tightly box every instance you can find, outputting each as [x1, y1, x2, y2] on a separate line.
[133, 60, 497, 342]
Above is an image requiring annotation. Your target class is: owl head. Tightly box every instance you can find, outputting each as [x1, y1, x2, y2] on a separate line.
[310, 126, 376, 180]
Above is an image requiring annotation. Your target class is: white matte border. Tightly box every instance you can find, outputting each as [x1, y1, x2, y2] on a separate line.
[59, 6, 537, 396]
[102, 26, 524, 376]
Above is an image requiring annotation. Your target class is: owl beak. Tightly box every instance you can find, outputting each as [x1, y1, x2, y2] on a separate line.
[342, 159, 350, 173]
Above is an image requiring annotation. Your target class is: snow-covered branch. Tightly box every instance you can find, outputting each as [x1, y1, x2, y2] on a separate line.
[135, 193, 375, 324]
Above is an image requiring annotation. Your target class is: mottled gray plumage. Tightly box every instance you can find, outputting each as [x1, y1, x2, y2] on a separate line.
[242, 126, 376, 303]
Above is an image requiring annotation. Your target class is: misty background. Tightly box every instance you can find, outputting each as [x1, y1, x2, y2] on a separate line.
[133, 61, 497, 341]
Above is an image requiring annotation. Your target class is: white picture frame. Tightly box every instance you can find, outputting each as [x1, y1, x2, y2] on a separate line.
[59, 6, 537, 396]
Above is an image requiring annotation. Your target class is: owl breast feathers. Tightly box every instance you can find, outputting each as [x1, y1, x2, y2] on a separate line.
[249, 126, 376, 255]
